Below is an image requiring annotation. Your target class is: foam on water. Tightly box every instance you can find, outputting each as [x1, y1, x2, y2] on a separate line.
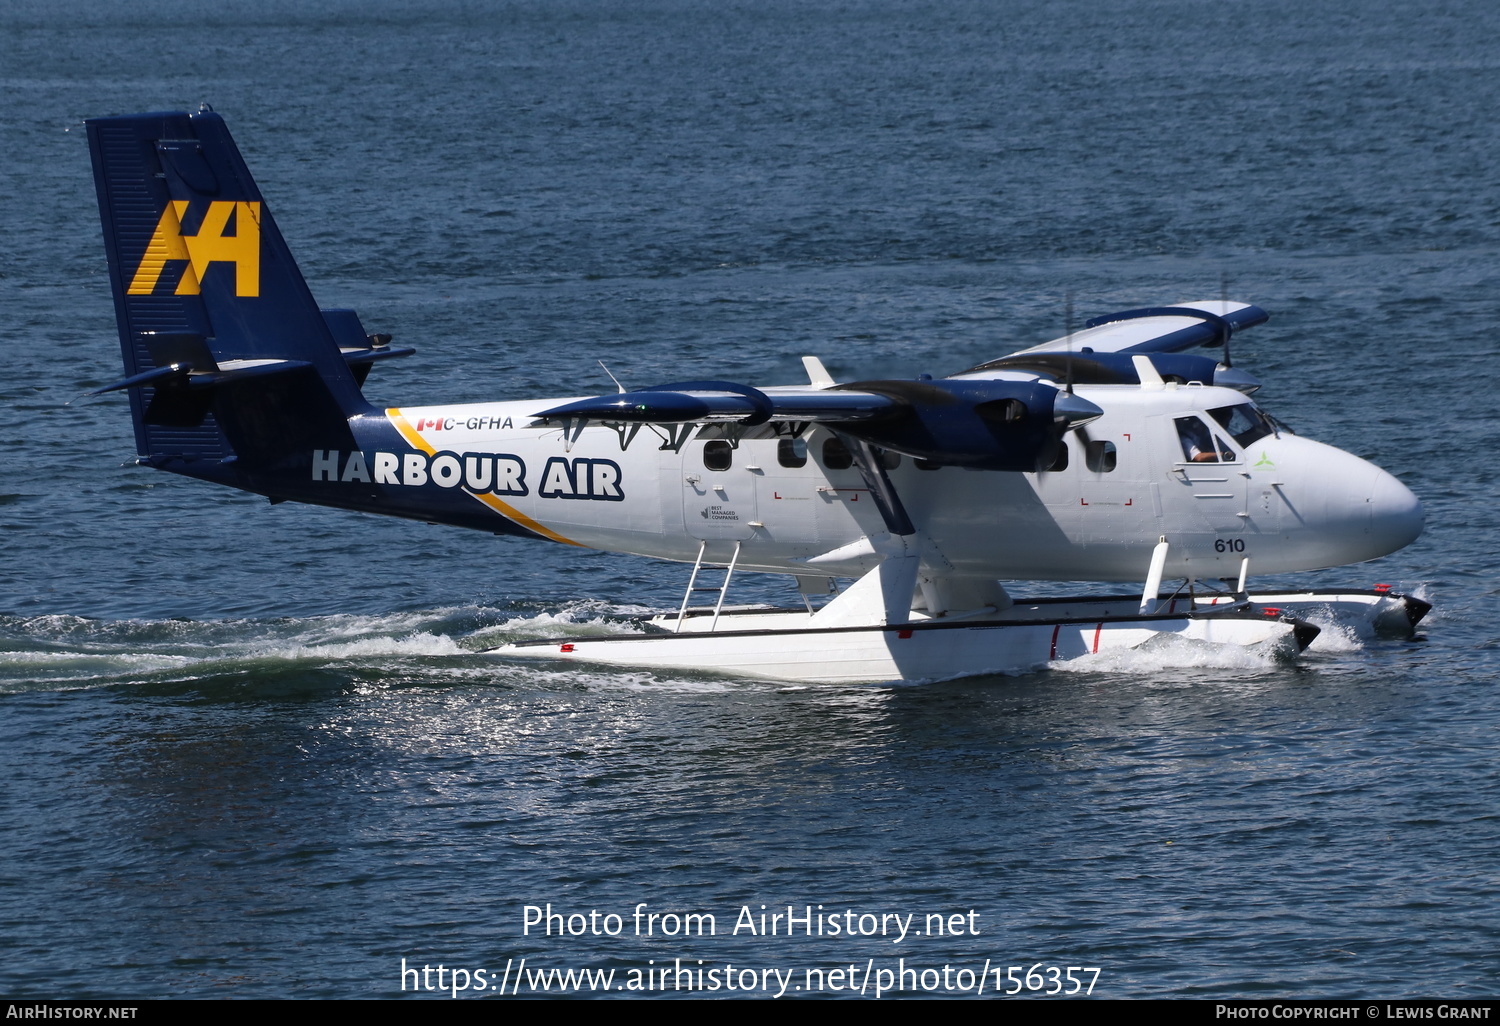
[0, 648, 197, 673]
[0, 607, 512, 692]
[1049, 631, 1288, 675]
[0, 601, 687, 693]
[1301, 614, 1366, 654]
[464, 600, 656, 646]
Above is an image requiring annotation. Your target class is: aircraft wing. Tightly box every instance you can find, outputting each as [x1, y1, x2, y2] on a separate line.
[1005, 301, 1268, 357]
[533, 381, 897, 426]
[532, 378, 1101, 473]
[528, 298, 1266, 471]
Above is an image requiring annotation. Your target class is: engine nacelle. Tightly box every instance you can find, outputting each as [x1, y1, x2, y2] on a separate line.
[835, 379, 1101, 471]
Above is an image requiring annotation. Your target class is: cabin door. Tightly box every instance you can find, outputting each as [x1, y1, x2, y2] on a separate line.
[682, 436, 758, 542]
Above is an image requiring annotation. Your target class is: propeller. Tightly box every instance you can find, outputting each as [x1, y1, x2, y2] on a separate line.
[1219, 272, 1234, 369]
[1044, 290, 1081, 471]
[1064, 289, 1075, 395]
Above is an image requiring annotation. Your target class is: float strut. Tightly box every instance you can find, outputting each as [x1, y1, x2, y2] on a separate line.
[1139, 536, 1169, 615]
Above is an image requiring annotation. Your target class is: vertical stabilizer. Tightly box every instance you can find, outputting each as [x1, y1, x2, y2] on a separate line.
[87, 109, 367, 470]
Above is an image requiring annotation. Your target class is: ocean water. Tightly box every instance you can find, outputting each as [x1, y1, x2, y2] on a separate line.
[1, 0, 1498, 999]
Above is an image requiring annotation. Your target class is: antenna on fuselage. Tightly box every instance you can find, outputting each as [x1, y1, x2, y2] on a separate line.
[598, 359, 627, 393]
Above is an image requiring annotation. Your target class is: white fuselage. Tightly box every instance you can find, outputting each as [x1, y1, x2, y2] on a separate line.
[373, 379, 1422, 586]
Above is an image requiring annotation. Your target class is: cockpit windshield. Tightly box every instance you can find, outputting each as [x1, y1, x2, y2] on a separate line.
[1209, 403, 1274, 448]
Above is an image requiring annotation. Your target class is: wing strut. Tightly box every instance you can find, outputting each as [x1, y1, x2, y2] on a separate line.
[837, 432, 915, 537]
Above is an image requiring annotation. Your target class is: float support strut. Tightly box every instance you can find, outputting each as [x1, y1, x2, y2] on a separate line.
[1139, 536, 1170, 615]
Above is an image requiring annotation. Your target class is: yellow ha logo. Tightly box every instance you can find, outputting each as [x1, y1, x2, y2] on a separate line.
[127, 200, 261, 297]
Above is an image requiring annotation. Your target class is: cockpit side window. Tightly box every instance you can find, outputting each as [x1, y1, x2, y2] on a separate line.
[1175, 416, 1236, 463]
[1209, 403, 1274, 448]
[1175, 416, 1216, 462]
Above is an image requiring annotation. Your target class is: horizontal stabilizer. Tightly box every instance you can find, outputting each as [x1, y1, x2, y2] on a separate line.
[342, 347, 415, 368]
[88, 362, 190, 396]
[323, 308, 414, 385]
[89, 340, 314, 394]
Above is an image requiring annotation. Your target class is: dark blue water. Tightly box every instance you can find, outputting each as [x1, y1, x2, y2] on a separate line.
[2, 0, 1498, 999]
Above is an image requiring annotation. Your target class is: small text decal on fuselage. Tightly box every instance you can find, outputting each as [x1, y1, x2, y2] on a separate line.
[412, 416, 514, 432]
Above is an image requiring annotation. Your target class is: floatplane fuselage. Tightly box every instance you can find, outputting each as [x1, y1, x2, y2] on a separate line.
[271, 384, 1419, 587]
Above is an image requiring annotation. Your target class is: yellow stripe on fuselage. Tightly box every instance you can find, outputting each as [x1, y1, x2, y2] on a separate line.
[386, 409, 582, 547]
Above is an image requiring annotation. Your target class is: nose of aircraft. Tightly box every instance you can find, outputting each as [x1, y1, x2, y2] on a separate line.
[1367, 467, 1424, 557]
[1279, 437, 1423, 569]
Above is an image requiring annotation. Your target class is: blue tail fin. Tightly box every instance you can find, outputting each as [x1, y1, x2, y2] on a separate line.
[87, 108, 376, 473]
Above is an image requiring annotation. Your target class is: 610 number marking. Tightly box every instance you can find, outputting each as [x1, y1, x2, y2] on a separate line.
[1214, 538, 1246, 553]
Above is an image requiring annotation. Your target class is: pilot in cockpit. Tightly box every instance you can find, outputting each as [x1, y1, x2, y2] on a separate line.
[1175, 416, 1233, 463]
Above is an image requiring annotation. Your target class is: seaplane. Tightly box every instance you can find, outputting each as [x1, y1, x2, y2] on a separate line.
[83, 108, 1428, 683]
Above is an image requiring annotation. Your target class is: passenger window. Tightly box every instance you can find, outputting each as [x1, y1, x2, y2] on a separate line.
[1085, 440, 1117, 473]
[879, 448, 901, 470]
[1048, 439, 1069, 472]
[777, 437, 807, 468]
[821, 437, 853, 470]
[915, 458, 942, 471]
[703, 440, 733, 471]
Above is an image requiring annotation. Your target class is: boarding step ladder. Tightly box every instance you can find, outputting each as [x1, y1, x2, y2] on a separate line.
[674, 541, 742, 633]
